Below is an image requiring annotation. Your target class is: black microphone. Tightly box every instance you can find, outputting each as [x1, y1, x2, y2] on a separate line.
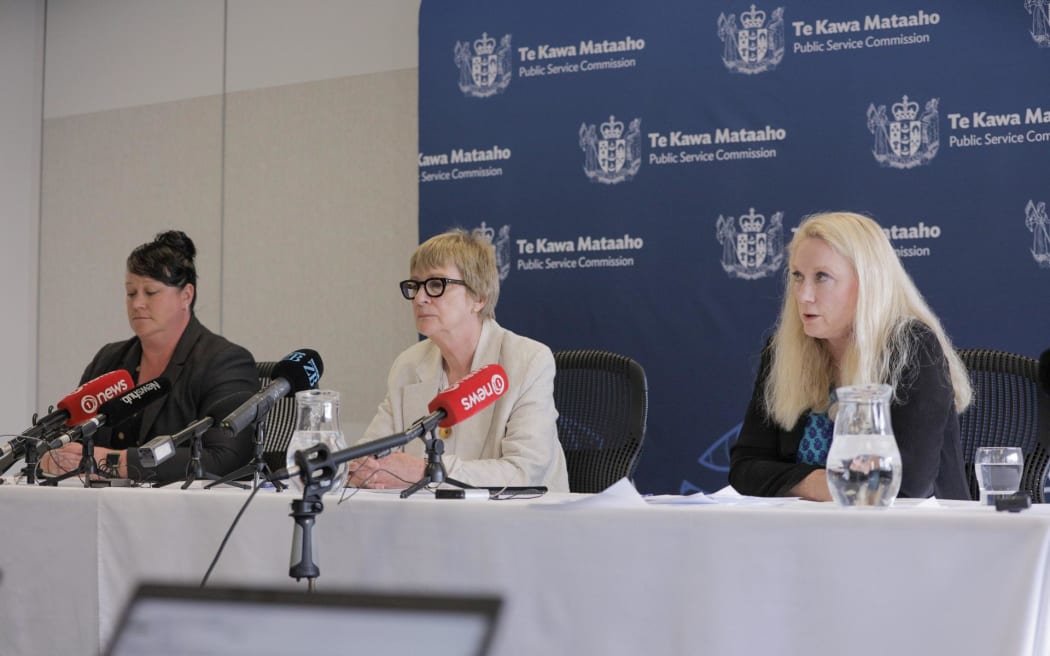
[0, 432, 48, 474]
[0, 436, 43, 475]
[137, 417, 214, 468]
[220, 349, 323, 437]
[41, 377, 171, 452]
[1039, 349, 1050, 395]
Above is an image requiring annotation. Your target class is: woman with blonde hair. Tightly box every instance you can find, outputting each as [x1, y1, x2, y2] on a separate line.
[729, 211, 971, 500]
[348, 229, 569, 491]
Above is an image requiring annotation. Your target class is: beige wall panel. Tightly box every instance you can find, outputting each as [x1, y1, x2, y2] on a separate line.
[223, 69, 419, 431]
[39, 97, 223, 405]
[1, 0, 45, 429]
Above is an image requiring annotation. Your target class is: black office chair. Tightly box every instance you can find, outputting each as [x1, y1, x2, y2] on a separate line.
[552, 349, 648, 493]
[957, 349, 1050, 503]
[256, 361, 300, 473]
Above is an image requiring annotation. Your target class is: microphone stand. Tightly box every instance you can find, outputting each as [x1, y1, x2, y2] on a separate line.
[400, 430, 470, 499]
[179, 432, 243, 490]
[152, 419, 246, 490]
[286, 444, 341, 592]
[41, 431, 100, 488]
[23, 441, 40, 485]
[289, 489, 323, 592]
[278, 434, 411, 591]
[206, 417, 284, 491]
[2, 412, 64, 482]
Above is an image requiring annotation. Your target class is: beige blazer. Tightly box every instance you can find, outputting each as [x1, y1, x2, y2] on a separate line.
[360, 319, 569, 491]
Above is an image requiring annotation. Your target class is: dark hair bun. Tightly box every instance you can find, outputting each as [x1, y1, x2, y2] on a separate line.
[127, 229, 199, 303]
[154, 230, 196, 261]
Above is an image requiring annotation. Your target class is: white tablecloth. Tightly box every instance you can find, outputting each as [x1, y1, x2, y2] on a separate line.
[1, 482, 1048, 656]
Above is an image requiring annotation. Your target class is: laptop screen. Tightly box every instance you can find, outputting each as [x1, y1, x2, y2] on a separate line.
[105, 584, 501, 656]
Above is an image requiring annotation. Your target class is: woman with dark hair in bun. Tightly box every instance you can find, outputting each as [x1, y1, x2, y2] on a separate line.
[40, 231, 259, 484]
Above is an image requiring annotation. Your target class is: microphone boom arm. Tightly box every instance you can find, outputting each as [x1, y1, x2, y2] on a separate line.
[272, 429, 421, 486]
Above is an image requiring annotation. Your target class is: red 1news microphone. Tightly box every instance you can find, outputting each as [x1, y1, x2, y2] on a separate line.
[425, 362, 508, 429]
[55, 370, 136, 427]
[0, 370, 133, 473]
[397, 363, 508, 498]
[41, 377, 172, 452]
[271, 363, 509, 485]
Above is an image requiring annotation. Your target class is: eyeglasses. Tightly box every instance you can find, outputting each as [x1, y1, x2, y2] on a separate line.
[399, 277, 468, 299]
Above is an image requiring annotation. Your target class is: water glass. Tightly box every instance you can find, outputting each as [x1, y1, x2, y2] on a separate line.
[825, 384, 901, 507]
[974, 446, 1024, 505]
[285, 389, 348, 496]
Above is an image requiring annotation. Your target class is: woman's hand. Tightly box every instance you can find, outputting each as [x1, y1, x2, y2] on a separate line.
[39, 444, 125, 479]
[347, 452, 426, 489]
[39, 443, 84, 476]
[789, 469, 833, 501]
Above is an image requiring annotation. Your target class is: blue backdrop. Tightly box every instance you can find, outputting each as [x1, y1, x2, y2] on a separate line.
[418, 0, 1050, 494]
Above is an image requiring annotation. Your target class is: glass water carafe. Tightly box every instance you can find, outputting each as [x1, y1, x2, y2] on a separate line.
[825, 384, 901, 507]
[284, 389, 348, 495]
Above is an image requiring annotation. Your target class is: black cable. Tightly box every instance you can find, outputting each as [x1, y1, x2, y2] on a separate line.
[200, 483, 261, 587]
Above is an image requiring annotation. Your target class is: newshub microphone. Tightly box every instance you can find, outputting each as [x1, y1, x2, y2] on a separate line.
[220, 348, 323, 437]
[41, 377, 171, 452]
[271, 363, 508, 483]
[0, 370, 133, 470]
[1040, 349, 1050, 394]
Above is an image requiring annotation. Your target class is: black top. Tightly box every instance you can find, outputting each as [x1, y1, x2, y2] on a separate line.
[80, 316, 259, 483]
[729, 322, 970, 500]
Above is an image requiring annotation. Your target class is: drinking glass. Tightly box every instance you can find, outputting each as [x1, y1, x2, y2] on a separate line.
[974, 446, 1024, 505]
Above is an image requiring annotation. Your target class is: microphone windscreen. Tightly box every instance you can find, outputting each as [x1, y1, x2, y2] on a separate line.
[428, 363, 508, 428]
[1039, 349, 1050, 395]
[271, 348, 324, 395]
[56, 370, 134, 425]
[98, 377, 172, 425]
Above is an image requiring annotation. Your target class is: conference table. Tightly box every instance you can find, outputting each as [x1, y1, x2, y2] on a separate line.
[1, 480, 1048, 656]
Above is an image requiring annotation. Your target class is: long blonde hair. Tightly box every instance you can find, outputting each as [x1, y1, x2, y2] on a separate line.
[764, 211, 971, 429]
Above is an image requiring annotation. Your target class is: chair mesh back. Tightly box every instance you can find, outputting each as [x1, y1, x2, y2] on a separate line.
[552, 349, 648, 493]
[957, 349, 1050, 503]
[256, 361, 299, 471]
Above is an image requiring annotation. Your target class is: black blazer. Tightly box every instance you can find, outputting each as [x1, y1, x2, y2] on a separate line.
[80, 315, 259, 483]
[729, 322, 970, 500]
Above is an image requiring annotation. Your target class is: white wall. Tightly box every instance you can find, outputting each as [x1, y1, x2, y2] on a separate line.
[226, 0, 419, 93]
[43, 0, 225, 119]
[0, 0, 45, 430]
[43, 0, 420, 119]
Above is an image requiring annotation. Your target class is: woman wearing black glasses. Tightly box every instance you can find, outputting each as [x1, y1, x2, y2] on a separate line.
[347, 229, 569, 492]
